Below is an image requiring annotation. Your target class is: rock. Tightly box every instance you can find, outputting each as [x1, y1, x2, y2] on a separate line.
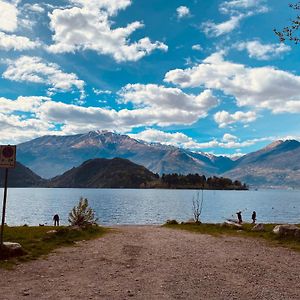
[252, 223, 265, 232]
[273, 224, 300, 237]
[46, 230, 57, 234]
[0, 242, 25, 259]
[221, 221, 242, 229]
[69, 225, 82, 231]
[185, 219, 197, 224]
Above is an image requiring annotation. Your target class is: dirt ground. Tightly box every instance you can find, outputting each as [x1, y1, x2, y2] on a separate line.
[0, 226, 300, 300]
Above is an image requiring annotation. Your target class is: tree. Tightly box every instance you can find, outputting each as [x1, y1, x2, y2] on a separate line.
[69, 197, 98, 227]
[192, 190, 204, 223]
[274, 2, 300, 44]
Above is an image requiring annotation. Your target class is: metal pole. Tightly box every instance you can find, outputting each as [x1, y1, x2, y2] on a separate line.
[0, 168, 8, 247]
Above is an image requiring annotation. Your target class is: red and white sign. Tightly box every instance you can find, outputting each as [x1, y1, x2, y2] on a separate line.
[0, 145, 16, 168]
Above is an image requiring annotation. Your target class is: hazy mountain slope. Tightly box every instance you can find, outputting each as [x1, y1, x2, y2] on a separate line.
[17, 131, 219, 178]
[223, 140, 300, 187]
[0, 162, 45, 187]
[48, 158, 158, 188]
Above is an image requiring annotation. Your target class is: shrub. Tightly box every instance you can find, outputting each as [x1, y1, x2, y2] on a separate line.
[68, 197, 98, 227]
[166, 219, 178, 225]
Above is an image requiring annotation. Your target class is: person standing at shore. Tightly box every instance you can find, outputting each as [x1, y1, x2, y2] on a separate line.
[53, 214, 60, 226]
[251, 211, 256, 224]
[236, 211, 242, 224]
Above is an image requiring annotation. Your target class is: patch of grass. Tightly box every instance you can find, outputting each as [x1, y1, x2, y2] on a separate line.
[164, 222, 300, 252]
[0, 225, 108, 268]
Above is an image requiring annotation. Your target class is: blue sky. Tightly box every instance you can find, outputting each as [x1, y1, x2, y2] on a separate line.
[1, 0, 300, 156]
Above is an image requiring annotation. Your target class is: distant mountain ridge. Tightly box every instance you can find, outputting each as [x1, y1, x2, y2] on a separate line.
[17, 131, 228, 179]
[224, 140, 300, 188]
[16, 131, 300, 188]
[0, 162, 45, 187]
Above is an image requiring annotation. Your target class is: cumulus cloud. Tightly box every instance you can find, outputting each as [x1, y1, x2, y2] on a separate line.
[0, 96, 50, 113]
[202, 0, 268, 37]
[129, 129, 272, 151]
[192, 44, 203, 51]
[129, 129, 204, 149]
[176, 6, 190, 19]
[164, 52, 300, 114]
[235, 40, 291, 60]
[0, 32, 40, 51]
[0, 82, 219, 142]
[0, 0, 18, 32]
[2, 56, 85, 95]
[118, 84, 219, 124]
[214, 110, 257, 128]
[37, 84, 218, 131]
[23, 3, 45, 13]
[47, 0, 168, 62]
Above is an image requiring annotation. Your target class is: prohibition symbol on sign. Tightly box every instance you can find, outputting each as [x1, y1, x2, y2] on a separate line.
[0, 145, 16, 168]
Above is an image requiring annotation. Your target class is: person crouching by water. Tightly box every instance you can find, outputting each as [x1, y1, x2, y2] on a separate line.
[53, 214, 60, 226]
[236, 211, 242, 224]
[251, 211, 256, 224]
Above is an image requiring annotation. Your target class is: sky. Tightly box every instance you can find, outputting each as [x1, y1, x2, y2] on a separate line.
[1, 0, 300, 156]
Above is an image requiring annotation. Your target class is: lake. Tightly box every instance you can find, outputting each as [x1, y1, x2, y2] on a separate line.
[1, 188, 300, 226]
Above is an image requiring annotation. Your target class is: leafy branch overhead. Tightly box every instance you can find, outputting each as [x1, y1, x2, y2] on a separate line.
[274, 2, 300, 44]
[69, 197, 98, 227]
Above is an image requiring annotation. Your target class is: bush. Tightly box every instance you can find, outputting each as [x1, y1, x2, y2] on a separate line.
[68, 197, 98, 227]
[166, 219, 178, 225]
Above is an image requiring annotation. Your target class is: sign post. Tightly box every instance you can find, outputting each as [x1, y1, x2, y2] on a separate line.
[0, 145, 16, 248]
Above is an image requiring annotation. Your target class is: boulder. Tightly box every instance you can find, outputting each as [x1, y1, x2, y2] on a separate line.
[221, 221, 242, 229]
[46, 230, 57, 235]
[273, 224, 300, 237]
[0, 242, 25, 259]
[252, 223, 265, 232]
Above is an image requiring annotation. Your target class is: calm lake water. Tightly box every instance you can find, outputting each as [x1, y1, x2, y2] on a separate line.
[1, 188, 300, 226]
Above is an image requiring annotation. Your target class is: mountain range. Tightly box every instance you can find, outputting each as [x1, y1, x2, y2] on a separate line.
[15, 130, 300, 188]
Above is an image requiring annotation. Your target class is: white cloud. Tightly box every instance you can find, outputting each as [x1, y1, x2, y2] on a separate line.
[202, 15, 243, 37]
[235, 40, 291, 60]
[0, 0, 18, 32]
[0, 32, 40, 51]
[47, 0, 168, 62]
[3, 56, 85, 95]
[176, 6, 190, 19]
[0, 82, 219, 142]
[202, 0, 268, 37]
[219, 0, 268, 14]
[0, 96, 50, 113]
[129, 129, 203, 149]
[165, 52, 300, 114]
[192, 44, 203, 51]
[129, 129, 272, 151]
[118, 84, 219, 123]
[0, 112, 59, 144]
[93, 88, 112, 95]
[214, 110, 257, 128]
[24, 3, 45, 13]
[222, 133, 238, 142]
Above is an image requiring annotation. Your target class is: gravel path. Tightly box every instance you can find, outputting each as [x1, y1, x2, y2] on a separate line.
[1, 226, 300, 299]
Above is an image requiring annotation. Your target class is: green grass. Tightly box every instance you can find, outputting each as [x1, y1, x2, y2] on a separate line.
[0, 225, 108, 268]
[164, 222, 300, 252]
